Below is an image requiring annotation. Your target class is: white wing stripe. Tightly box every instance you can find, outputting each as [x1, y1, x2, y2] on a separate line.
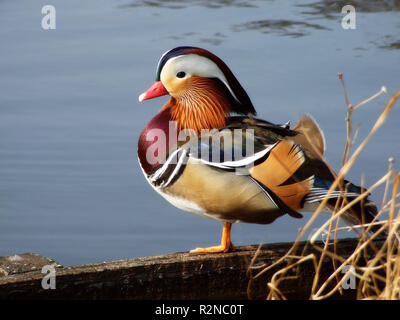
[193, 142, 278, 169]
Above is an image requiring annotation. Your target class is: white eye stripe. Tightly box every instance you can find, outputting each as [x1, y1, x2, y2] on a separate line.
[160, 54, 240, 103]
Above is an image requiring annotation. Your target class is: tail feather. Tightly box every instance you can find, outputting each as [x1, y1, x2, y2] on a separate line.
[326, 195, 383, 235]
[304, 177, 383, 235]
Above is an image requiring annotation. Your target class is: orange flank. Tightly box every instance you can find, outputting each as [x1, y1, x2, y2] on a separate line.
[250, 139, 313, 211]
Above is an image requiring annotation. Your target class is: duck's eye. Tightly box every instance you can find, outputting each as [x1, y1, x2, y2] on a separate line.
[176, 71, 186, 78]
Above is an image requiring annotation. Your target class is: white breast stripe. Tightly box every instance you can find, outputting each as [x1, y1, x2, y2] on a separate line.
[163, 149, 188, 188]
[150, 147, 182, 183]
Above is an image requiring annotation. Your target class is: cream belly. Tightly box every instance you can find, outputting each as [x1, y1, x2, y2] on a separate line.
[161, 159, 285, 224]
[139, 156, 219, 221]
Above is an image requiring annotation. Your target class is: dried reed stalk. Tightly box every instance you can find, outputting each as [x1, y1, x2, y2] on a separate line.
[249, 76, 400, 300]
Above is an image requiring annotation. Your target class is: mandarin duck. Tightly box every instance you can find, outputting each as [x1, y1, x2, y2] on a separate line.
[137, 46, 378, 253]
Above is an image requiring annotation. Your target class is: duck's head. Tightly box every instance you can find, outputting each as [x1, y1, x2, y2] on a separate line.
[139, 46, 256, 132]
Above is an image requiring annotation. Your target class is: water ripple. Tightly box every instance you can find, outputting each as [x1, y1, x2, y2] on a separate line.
[233, 19, 331, 38]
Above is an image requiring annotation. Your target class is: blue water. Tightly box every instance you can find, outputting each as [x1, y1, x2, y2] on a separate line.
[0, 0, 399, 266]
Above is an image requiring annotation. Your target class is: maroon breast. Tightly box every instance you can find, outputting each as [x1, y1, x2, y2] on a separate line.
[138, 108, 177, 175]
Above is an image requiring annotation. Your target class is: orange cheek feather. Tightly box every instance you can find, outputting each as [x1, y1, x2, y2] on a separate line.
[165, 77, 231, 133]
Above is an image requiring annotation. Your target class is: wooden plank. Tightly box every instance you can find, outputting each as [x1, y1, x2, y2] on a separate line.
[0, 238, 381, 300]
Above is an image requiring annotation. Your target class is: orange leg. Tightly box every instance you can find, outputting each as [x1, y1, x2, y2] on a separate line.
[190, 222, 235, 254]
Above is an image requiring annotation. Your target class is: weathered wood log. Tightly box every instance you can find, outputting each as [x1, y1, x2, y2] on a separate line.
[0, 238, 383, 300]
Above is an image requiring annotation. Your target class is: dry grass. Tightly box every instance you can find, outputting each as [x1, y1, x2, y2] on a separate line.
[249, 75, 400, 300]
